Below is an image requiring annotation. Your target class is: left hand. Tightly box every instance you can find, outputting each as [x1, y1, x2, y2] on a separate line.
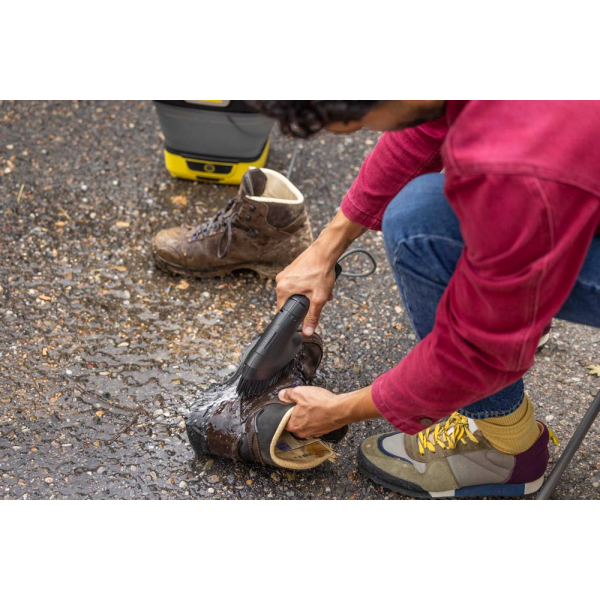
[278, 386, 345, 439]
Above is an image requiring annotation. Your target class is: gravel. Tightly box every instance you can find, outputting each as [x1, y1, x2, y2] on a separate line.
[1, 100, 599, 500]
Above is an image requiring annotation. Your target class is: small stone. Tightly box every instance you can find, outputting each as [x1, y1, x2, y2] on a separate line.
[208, 475, 219, 483]
[203, 459, 215, 471]
[207, 487, 215, 494]
[44, 477, 53, 484]
[546, 414, 555, 422]
[246, 479, 253, 485]
[179, 481, 188, 489]
[97, 467, 106, 474]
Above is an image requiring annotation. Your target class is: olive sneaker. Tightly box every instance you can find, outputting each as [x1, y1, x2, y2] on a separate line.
[358, 413, 556, 498]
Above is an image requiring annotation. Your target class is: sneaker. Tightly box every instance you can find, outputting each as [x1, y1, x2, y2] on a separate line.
[537, 322, 552, 350]
[358, 413, 553, 498]
[152, 167, 313, 279]
[186, 332, 347, 469]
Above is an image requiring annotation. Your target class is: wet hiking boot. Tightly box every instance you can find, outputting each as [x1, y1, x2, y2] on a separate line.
[358, 413, 556, 498]
[152, 167, 313, 279]
[186, 332, 348, 470]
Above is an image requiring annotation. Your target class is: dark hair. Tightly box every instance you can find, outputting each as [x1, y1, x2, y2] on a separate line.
[249, 100, 383, 138]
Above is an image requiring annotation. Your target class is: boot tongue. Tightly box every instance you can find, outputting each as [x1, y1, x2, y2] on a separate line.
[240, 168, 267, 199]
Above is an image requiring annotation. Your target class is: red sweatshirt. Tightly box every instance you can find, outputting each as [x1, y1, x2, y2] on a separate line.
[341, 101, 600, 434]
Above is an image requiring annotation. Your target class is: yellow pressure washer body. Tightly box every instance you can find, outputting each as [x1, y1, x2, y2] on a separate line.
[154, 101, 273, 186]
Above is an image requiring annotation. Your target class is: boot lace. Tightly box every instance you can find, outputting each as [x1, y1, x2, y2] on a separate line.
[417, 412, 479, 456]
[189, 196, 246, 259]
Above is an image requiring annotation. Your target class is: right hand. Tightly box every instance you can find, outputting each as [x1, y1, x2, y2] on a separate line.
[276, 241, 337, 336]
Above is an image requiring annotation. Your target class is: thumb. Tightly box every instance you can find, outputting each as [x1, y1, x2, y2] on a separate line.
[303, 300, 324, 336]
[279, 387, 297, 403]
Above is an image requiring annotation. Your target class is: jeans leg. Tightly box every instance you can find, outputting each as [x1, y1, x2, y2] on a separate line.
[555, 235, 600, 327]
[381, 173, 524, 419]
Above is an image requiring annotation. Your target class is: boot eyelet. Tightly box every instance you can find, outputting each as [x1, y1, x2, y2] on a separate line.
[249, 205, 256, 211]
[245, 214, 252, 221]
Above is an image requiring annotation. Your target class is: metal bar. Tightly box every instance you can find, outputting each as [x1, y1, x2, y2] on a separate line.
[537, 389, 600, 499]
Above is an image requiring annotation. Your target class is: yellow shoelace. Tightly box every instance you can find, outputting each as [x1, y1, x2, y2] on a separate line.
[418, 412, 479, 456]
[417, 414, 560, 456]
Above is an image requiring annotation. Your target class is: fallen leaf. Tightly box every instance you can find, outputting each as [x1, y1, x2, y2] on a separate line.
[42, 348, 48, 357]
[31, 447, 38, 452]
[177, 280, 190, 290]
[171, 195, 188, 207]
[0, 398, 10, 404]
[110, 265, 128, 272]
[587, 365, 600, 377]
[55, 221, 68, 227]
[96, 410, 104, 418]
[116, 221, 130, 228]
[38, 294, 53, 301]
[93, 440, 100, 447]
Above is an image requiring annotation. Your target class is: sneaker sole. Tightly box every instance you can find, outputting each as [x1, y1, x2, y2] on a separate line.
[153, 251, 284, 280]
[537, 332, 550, 350]
[357, 447, 545, 499]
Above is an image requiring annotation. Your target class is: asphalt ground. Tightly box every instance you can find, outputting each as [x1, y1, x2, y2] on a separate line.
[1, 100, 599, 499]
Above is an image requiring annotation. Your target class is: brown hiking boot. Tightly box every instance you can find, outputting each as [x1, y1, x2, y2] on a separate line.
[152, 167, 313, 279]
[186, 332, 348, 469]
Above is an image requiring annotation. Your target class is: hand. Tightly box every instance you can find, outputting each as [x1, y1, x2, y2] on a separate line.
[276, 210, 368, 335]
[278, 386, 344, 439]
[276, 243, 336, 336]
[278, 385, 381, 439]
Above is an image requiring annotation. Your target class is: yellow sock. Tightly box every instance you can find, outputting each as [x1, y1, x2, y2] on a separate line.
[475, 394, 541, 455]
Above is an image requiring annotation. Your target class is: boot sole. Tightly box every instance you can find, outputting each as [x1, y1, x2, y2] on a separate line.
[153, 251, 284, 280]
[357, 447, 545, 499]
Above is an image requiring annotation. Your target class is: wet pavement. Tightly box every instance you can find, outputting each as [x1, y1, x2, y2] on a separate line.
[1, 100, 599, 500]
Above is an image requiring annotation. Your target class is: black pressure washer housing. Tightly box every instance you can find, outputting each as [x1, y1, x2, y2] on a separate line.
[236, 263, 342, 399]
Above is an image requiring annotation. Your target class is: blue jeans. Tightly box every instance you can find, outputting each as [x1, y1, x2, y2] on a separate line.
[382, 173, 600, 419]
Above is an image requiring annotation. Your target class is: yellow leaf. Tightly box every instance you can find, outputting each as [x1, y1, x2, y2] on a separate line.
[171, 195, 188, 207]
[93, 440, 100, 447]
[96, 410, 104, 418]
[587, 365, 600, 377]
[38, 294, 53, 301]
[116, 221, 130, 228]
[177, 280, 190, 290]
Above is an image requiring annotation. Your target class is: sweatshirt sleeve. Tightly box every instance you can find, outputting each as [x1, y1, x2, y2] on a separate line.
[371, 174, 600, 434]
[340, 117, 448, 230]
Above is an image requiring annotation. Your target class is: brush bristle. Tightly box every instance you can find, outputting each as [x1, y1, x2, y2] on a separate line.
[236, 360, 295, 399]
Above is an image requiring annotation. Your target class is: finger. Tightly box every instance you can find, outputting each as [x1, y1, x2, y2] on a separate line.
[303, 297, 325, 336]
[276, 283, 290, 312]
[278, 387, 297, 403]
